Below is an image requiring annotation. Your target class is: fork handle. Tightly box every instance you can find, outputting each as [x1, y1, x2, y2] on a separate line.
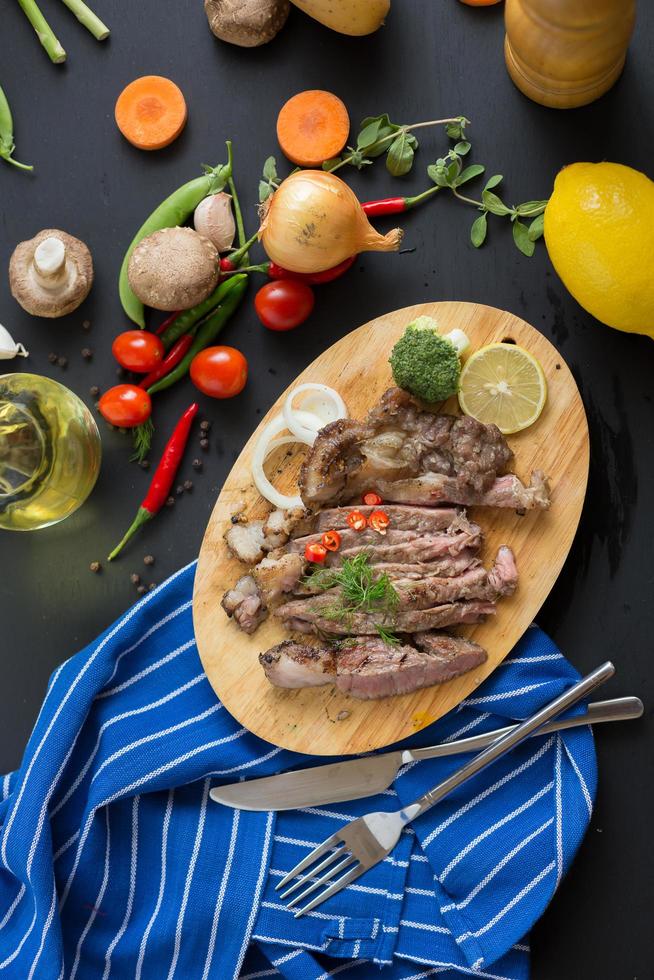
[403, 661, 615, 822]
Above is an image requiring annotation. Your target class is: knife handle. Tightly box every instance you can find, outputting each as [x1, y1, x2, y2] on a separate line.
[404, 696, 643, 764]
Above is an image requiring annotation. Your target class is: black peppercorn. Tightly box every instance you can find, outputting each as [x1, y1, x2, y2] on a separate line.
[143, 555, 155, 566]
[200, 420, 211, 432]
[200, 438, 210, 451]
[81, 347, 93, 360]
[192, 459, 203, 471]
[57, 356, 68, 368]
[48, 352, 58, 364]
[165, 496, 175, 507]
[89, 561, 101, 573]
[136, 584, 147, 596]
[130, 573, 141, 586]
[183, 480, 193, 492]
[90, 385, 100, 397]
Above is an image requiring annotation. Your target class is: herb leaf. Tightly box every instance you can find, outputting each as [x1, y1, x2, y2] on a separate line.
[454, 140, 471, 156]
[262, 156, 277, 182]
[512, 220, 536, 257]
[528, 213, 545, 241]
[427, 163, 450, 188]
[515, 199, 549, 216]
[456, 163, 485, 187]
[258, 179, 273, 202]
[482, 190, 512, 216]
[376, 624, 401, 645]
[358, 113, 401, 157]
[484, 174, 504, 191]
[471, 212, 488, 248]
[387, 131, 417, 177]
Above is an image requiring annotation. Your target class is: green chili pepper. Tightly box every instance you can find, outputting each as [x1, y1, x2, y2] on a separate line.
[0, 85, 33, 172]
[147, 275, 247, 396]
[159, 275, 241, 350]
[119, 143, 234, 328]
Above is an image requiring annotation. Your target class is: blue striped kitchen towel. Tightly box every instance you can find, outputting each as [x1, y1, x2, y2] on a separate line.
[0, 560, 596, 979]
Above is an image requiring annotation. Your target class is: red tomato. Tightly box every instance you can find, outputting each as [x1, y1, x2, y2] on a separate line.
[112, 330, 165, 373]
[190, 346, 248, 399]
[254, 280, 315, 331]
[98, 385, 152, 428]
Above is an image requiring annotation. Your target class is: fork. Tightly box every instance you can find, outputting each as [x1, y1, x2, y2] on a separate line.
[277, 660, 614, 917]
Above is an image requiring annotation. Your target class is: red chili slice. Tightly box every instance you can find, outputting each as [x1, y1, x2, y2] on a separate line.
[362, 491, 382, 507]
[346, 510, 367, 531]
[321, 530, 342, 552]
[305, 542, 328, 563]
[368, 510, 390, 535]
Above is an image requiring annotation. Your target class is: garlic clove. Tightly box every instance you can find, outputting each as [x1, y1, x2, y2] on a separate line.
[193, 192, 236, 253]
[0, 323, 29, 359]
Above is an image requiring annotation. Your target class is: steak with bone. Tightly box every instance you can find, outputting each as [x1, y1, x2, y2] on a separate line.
[298, 387, 550, 511]
[259, 634, 487, 699]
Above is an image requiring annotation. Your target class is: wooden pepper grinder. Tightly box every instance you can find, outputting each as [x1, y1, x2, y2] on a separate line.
[504, 0, 636, 109]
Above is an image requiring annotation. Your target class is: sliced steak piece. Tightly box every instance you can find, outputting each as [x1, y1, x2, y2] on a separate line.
[224, 508, 302, 565]
[334, 526, 482, 565]
[336, 635, 487, 699]
[278, 600, 496, 636]
[253, 551, 306, 605]
[221, 575, 267, 634]
[299, 386, 550, 511]
[297, 551, 481, 594]
[291, 505, 461, 537]
[364, 470, 550, 511]
[259, 640, 337, 689]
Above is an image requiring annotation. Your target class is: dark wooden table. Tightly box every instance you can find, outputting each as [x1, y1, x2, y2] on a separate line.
[1, 2, 652, 976]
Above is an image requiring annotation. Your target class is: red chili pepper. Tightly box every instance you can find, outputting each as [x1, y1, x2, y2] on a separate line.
[362, 491, 383, 507]
[107, 403, 199, 561]
[305, 542, 328, 563]
[368, 510, 390, 535]
[220, 258, 237, 272]
[346, 510, 367, 531]
[362, 186, 441, 217]
[139, 334, 194, 389]
[321, 530, 341, 552]
[267, 256, 356, 286]
[155, 311, 181, 336]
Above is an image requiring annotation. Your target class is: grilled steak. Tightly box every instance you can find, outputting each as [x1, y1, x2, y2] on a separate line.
[279, 600, 496, 636]
[221, 575, 267, 634]
[259, 640, 337, 689]
[253, 551, 306, 605]
[299, 387, 550, 511]
[297, 551, 482, 594]
[336, 635, 487, 699]
[259, 634, 487, 699]
[290, 505, 461, 537]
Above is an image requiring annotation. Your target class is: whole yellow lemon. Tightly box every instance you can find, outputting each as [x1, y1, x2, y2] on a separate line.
[544, 162, 654, 338]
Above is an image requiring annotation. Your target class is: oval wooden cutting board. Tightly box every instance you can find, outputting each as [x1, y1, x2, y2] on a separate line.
[193, 302, 589, 756]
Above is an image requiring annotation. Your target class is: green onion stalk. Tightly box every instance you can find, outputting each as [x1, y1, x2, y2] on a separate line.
[60, 0, 110, 40]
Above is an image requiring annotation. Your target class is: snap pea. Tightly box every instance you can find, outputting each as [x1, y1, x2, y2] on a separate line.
[147, 276, 247, 396]
[119, 144, 233, 328]
[159, 275, 242, 350]
[0, 85, 33, 172]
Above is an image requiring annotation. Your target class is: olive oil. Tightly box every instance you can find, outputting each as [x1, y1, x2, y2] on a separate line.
[0, 374, 101, 531]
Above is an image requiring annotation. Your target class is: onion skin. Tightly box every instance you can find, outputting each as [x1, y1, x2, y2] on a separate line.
[258, 170, 402, 274]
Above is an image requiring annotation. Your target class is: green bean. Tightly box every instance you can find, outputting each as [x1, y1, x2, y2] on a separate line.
[159, 275, 244, 350]
[147, 277, 247, 395]
[0, 85, 33, 172]
[119, 144, 233, 328]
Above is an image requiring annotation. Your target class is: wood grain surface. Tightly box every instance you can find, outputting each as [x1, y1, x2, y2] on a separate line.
[193, 302, 589, 755]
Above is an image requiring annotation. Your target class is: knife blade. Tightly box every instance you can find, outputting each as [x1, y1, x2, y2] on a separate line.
[209, 696, 642, 812]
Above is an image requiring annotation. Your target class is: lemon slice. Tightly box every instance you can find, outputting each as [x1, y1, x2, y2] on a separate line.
[458, 343, 547, 434]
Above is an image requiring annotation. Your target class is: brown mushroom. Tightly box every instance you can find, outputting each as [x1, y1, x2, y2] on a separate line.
[205, 0, 290, 47]
[127, 226, 219, 311]
[9, 229, 94, 318]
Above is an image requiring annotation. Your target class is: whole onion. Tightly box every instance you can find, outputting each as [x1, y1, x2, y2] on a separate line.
[258, 170, 403, 274]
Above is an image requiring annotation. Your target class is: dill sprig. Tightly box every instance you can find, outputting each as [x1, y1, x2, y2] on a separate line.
[307, 552, 400, 622]
[375, 624, 401, 645]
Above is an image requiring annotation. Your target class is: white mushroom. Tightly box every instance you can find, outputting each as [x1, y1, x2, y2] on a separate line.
[9, 229, 93, 318]
[193, 192, 236, 252]
[127, 226, 219, 311]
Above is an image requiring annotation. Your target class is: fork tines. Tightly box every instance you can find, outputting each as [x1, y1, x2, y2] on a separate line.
[276, 833, 365, 917]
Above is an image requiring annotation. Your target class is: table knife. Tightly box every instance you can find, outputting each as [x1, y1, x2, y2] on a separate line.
[209, 696, 643, 812]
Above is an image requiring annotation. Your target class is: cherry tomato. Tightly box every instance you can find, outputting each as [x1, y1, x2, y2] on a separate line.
[98, 385, 152, 428]
[190, 346, 248, 399]
[362, 491, 383, 507]
[321, 530, 341, 552]
[112, 330, 165, 373]
[254, 280, 315, 331]
[305, 542, 327, 564]
[346, 510, 367, 531]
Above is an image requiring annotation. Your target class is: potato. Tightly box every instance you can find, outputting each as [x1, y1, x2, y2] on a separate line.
[205, 0, 290, 47]
[290, 0, 390, 36]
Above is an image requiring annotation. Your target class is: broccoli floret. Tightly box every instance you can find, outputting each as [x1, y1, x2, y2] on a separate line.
[389, 316, 469, 402]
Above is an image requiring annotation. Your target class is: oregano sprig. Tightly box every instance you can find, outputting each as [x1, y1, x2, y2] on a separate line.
[325, 114, 469, 178]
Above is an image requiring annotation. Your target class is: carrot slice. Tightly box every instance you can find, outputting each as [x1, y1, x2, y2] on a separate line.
[277, 90, 350, 167]
[115, 76, 188, 151]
